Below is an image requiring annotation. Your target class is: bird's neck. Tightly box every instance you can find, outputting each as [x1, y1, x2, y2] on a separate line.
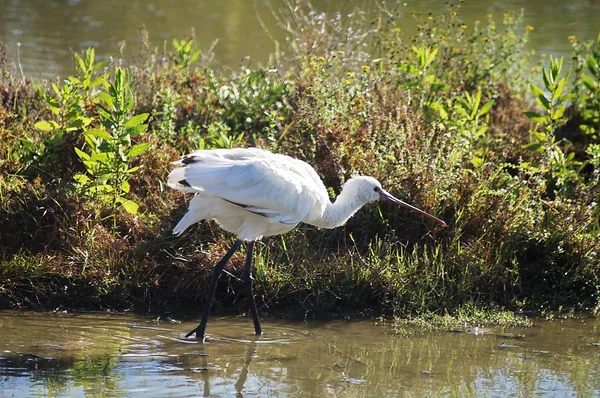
[309, 188, 368, 229]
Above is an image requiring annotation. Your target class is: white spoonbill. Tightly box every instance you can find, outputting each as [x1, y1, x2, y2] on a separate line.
[168, 147, 446, 340]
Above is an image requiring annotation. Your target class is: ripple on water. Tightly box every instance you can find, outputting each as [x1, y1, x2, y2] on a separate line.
[169, 316, 315, 346]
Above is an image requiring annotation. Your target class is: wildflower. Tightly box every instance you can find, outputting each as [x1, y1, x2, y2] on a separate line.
[338, 50, 345, 55]
[486, 13, 492, 19]
[318, 56, 326, 63]
[461, 24, 467, 29]
[480, 36, 488, 42]
[526, 25, 534, 31]
[394, 27, 401, 33]
[362, 65, 371, 73]
[568, 35, 576, 41]
[509, 34, 516, 40]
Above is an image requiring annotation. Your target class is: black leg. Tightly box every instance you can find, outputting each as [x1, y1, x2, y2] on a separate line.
[186, 239, 243, 339]
[243, 241, 262, 335]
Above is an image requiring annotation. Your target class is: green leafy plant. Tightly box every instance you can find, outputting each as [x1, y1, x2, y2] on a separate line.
[34, 81, 89, 135]
[454, 89, 494, 141]
[524, 57, 581, 194]
[168, 38, 201, 70]
[577, 34, 600, 140]
[397, 45, 449, 109]
[34, 49, 105, 137]
[214, 68, 290, 133]
[23, 48, 108, 178]
[74, 68, 149, 215]
[27, 50, 107, 176]
[70, 48, 108, 97]
[153, 87, 180, 145]
[28, 80, 89, 173]
[201, 121, 245, 149]
[433, 89, 494, 168]
[525, 56, 571, 141]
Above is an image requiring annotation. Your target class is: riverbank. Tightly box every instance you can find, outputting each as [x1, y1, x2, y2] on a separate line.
[1, 3, 598, 322]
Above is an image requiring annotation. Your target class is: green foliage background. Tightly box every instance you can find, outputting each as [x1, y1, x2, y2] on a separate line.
[0, 3, 598, 320]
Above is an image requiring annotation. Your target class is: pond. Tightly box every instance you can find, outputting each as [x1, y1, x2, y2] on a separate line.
[0, 0, 599, 79]
[1, 311, 599, 396]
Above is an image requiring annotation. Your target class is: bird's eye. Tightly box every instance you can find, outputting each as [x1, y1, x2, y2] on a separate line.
[373, 187, 380, 192]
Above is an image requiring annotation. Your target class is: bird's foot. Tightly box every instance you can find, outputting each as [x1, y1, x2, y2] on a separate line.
[185, 328, 205, 341]
[185, 328, 196, 338]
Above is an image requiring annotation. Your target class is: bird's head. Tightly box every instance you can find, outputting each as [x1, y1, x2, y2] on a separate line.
[344, 176, 385, 202]
[345, 176, 447, 227]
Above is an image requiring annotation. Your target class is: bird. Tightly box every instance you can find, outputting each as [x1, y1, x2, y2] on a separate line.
[167, 147, 446, 340]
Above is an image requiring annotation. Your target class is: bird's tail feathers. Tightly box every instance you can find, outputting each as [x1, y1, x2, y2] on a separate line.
[171, 195, 217, 235]
[167, 166, 199, 193]
[172, 212, 202, 235]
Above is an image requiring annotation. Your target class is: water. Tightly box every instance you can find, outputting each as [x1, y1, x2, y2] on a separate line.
[0, 0, 599, 80]
[1, 311, 599, 396]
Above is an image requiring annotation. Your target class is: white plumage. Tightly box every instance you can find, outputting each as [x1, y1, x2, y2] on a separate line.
[167, 147, 446, 340]
[167, 147, 328, 240]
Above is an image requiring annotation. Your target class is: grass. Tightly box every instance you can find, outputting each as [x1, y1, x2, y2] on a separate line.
[0, 2, 599, 326]
[388, 304, 533, 335]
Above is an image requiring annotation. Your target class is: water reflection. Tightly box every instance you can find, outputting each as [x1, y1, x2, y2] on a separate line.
[0, 311, 599, 396]
[0, 0, 599, 79]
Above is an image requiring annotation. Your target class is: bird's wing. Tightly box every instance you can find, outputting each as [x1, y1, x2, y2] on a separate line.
[168, 148, 330, 223]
